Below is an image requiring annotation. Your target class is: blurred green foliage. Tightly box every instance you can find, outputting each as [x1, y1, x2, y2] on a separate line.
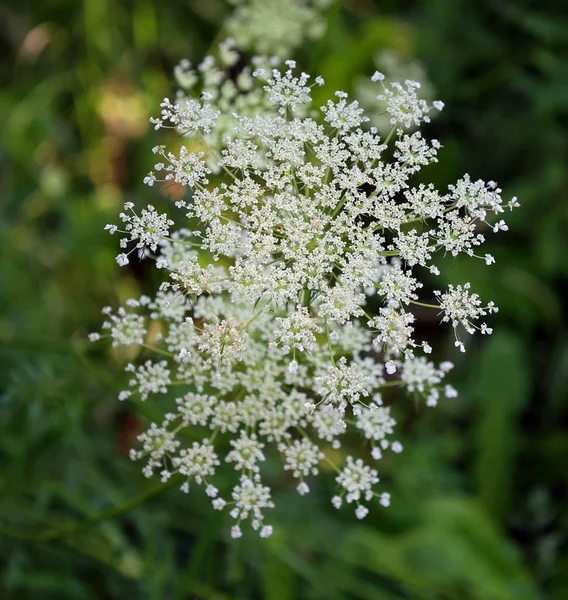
[1, 0, 567, 598]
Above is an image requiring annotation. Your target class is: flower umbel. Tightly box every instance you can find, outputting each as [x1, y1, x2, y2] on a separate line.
[93, 55, 517, 539]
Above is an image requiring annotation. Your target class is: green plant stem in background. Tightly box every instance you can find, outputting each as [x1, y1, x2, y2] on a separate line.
[0, 478, 177, 543]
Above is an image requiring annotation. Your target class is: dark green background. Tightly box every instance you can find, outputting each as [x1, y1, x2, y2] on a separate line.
[1, 0, 567, 598]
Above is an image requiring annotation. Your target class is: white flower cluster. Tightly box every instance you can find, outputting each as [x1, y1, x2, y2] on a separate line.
[356, 50, 435, 134]
[170, 40, 278, 160]
[225, 0, 333, 57]
[93, 57, 517, 539]
[106, 203, 174, 266]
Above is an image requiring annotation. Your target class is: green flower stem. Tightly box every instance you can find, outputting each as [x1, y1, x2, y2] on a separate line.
[384, 124, 397, 145]
[141, 343, 175, 357]
[379, 380, 404, 388]
[410, 300, 439, 309]
[239, 304, 267, 333]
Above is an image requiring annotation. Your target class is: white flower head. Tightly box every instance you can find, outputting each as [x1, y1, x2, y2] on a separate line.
[95, 54, 517, 539]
